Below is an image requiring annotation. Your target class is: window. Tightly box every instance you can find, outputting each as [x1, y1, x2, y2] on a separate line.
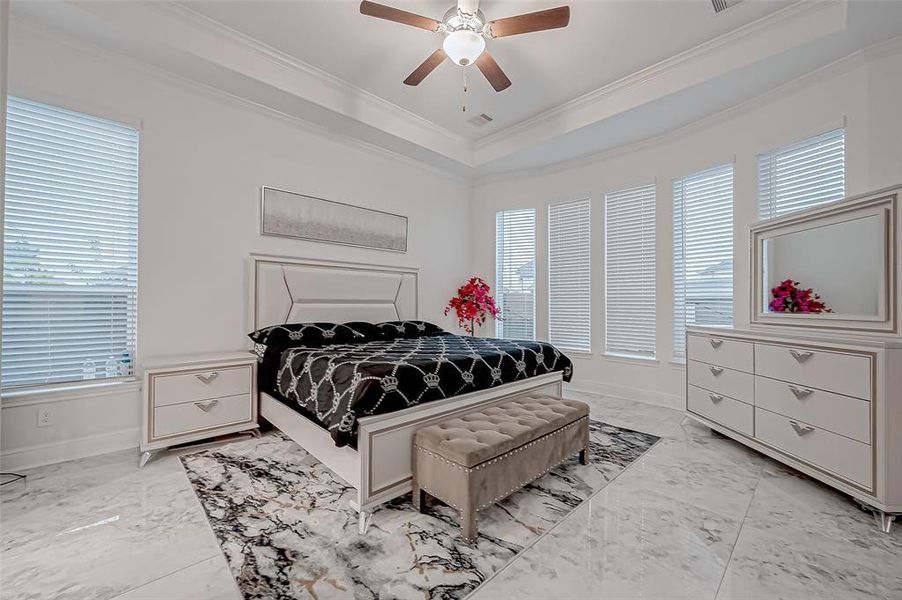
[759, 128, 845, 219]
[548, 199, 591, 352]
[605, 184, 656, 358]
[495, 208, 535, 340]
[3, 97, 139, 388]
[673, 164, 733, 360]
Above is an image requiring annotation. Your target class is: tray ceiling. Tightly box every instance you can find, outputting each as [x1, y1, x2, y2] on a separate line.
[9, 1, 902, 177]
[179, 0, 790, 138]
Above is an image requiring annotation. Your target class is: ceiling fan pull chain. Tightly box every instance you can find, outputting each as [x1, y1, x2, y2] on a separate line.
[462, 69, 468, 112]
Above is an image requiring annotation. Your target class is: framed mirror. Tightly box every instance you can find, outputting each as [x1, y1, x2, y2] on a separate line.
[750, 187, 899, 336]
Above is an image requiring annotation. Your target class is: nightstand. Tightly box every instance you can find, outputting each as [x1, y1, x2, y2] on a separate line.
[140, 353, 259, 467]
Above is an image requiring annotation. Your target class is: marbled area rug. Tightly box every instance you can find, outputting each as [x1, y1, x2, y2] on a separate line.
[181, 420, 659, 600]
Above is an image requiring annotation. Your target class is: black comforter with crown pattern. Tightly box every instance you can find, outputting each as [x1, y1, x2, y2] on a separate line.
[271, 333, 573, 447]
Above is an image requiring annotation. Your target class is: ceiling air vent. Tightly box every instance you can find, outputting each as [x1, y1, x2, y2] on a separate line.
[712, 0, 743, 14]
[467, 113, 494, 127]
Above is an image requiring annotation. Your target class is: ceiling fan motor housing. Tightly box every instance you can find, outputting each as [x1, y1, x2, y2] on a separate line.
[442, 7, 488, 66]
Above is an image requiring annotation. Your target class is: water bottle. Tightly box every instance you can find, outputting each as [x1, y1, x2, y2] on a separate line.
[83, 359, 97, 380]
[105, 357, 119, 378]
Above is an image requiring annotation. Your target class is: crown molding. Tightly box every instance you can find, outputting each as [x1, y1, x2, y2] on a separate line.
[473, 34, 902, 187]
[63, 0, 474, 166]
[11, 17, 470, 184]
[58, 0, 851, 171]
[157, 2, 467, 145]
[14, 0, 882, 178]
[471, 0, 850, 165]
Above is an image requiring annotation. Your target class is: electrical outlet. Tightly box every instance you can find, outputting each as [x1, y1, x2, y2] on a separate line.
[37, 408, 54, 428]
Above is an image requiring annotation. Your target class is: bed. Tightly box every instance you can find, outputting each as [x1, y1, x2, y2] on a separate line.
[250, 254, 567, 532]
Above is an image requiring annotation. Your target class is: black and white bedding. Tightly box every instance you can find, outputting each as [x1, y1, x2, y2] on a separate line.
[255, 325, 573, 447]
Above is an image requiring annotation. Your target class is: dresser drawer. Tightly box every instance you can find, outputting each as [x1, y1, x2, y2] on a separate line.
[688, 360, 754, 404]
[687, 335, 753, 373]
[152, 393, 253, 439]
[755, 408, 872, 488]
[687, 385, 754, 437]
[152, 365, 252, 407]
[754, 344, 871, 400]
[755, 376, 871, 444]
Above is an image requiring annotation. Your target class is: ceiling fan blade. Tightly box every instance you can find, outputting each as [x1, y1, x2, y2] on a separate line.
[488, 6, 570, 38]
[404, 49, 447, 86]
[359, 1, 442, 32]
[475, 52, 511, 92]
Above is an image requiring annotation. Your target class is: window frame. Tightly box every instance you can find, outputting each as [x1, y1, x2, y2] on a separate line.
[495, 208, 537, 341]
[3, 96, 140, 392]
[603, 183, 657, 360]
[758, 128, 845, 220]
[672, 163, 735, 362]
[548, 198, 592, 353]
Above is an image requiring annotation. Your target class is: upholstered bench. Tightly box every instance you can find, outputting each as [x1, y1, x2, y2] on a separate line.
[412, 395, 590, 544]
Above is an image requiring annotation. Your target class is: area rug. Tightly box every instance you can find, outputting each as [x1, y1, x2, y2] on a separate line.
[181, 420, 659, 600]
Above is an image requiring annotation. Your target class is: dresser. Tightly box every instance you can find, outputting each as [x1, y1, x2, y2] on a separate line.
[140, 353, 259, 466]
[686, 326, 902, 531]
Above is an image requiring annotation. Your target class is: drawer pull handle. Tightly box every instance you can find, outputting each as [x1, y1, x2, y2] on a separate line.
[709, 393, 724, 403]
[790, 421, 815, 436]
[709, 366, 724, 376]
[195, 372, 219, 384]
[789, 350, 814, 363]
[789, 385, 814, 399]
[709, 338, 724, 348]
[194, 399, 219, 413]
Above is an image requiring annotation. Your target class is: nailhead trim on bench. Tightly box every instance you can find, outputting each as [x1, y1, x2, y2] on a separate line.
[413, 416, 588, 473]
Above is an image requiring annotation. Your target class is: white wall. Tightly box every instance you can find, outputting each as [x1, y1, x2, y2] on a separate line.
[0, 26, 472, 469]
[470, 43, 902, 408]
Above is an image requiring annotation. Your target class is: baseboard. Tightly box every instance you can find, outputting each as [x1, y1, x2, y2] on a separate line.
[0, 427, 139, 471]
[566, 380, 684, 411]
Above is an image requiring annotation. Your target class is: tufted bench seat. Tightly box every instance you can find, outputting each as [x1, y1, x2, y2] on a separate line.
[412, 395, 589, 543]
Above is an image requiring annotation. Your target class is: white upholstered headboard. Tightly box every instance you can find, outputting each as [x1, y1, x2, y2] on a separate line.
[250, 254, 418, 330]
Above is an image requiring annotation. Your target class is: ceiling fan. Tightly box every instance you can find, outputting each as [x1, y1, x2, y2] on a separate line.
[359, 0, 571, 92]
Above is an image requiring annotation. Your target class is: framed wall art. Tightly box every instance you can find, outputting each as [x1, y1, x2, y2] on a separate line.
[261, 186, 408, 253]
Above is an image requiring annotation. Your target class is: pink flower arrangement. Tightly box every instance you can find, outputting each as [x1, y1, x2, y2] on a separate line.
[769, 279, 832, 314]
[444, 277, 501, 335]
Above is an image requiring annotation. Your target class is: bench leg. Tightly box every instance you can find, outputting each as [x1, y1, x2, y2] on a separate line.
[461, 505, 477, 545]
[579, 447, 589, 465]
[413, 488, 427, 513]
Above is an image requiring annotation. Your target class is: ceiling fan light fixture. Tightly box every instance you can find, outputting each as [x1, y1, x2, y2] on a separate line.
[443, 29, 485, 66]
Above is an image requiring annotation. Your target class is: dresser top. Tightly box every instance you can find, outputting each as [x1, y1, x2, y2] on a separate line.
[687, 326, 902, 350]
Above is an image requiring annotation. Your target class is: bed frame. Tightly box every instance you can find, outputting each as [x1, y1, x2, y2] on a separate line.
[250, 254, 563, 532]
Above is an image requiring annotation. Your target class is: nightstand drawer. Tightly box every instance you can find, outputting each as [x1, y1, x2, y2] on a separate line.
[152, 393, 253, 439]
[153, 365, 252, 407]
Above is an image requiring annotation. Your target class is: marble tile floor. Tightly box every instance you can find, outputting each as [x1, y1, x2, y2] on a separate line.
[1, 393, 899, 600]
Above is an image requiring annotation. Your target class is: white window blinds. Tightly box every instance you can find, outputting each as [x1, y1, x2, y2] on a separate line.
[673, 164, 733, 360]
[3, 97, 139, 388]
[758, 128, 845, 219]
[496, 208, 535, 340]
[548, 199, 591, 352]
[604, 184, 656, 358]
